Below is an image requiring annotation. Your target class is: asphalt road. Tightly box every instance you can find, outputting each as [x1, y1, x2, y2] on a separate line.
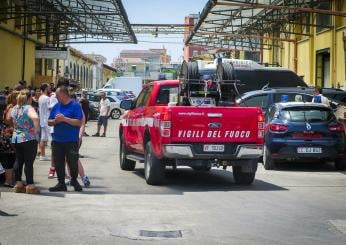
[1, 120, 346, 245]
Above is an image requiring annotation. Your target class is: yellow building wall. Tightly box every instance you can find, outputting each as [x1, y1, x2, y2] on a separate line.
[297, 39, 311, 85]
[336, 28, 346, 88]
[315, 30, 331, 51]
[103, 69, 114, 84]
[258, 1, 346, 88]
[0, 28, 36, 89]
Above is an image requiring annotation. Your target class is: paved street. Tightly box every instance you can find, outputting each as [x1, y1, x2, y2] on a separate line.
[1, 119, 346, 245]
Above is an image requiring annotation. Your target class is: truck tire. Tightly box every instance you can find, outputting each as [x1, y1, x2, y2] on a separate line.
[144, 141, 165, 185]
[263, 145, 275, 170]
[110, 109, 121, 119]
[217, 62, 235, 81]
[232, 160, 257, 185]
[187, 61, 199, 80]
[335, 158, 346, 171]
[119, 136, 136, 171]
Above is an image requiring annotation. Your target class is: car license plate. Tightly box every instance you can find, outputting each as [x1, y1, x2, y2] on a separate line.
[203, 144, 224, 152]
[297, 147, 322, 154]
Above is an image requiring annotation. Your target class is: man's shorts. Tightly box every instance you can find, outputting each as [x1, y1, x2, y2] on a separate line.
[40, 126, 52, 141]
[98, 116, 108, 127]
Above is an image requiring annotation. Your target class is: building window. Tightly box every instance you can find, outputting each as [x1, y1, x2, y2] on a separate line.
[316, 2, 331, 32]
[0, 0, 8, 23]
[27, 16, 32, 33]
[35, 59, 42, 75]
[15, 5, 22, 29]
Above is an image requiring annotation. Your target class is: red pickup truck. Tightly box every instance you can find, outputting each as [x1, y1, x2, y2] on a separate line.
[119, 80, 264, 185]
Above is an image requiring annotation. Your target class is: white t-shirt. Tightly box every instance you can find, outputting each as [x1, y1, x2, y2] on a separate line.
[99, 98, 110, 116]
[38, 94, 50, 127]
[48, 93, 58, 134]
[312, 94, 330, 107]
[49, 93, 58, 109]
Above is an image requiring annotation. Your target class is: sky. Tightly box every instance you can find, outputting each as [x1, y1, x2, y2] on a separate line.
[71, 0, 207, 65]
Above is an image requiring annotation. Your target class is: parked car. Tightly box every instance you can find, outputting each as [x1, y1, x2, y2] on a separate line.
[263, 102, 345, 170]
[123, 90, 136, 100]
[236, 87, 346, 122]
[88, 92, 124, 120]
[97, 88, 128, 101]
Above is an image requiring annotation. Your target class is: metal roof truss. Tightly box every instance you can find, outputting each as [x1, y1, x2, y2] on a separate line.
[0, 0, 137, 45]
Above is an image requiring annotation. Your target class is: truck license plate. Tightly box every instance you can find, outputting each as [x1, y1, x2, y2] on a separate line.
[297, 147, 322, 154]
[203, 145, 224, 152]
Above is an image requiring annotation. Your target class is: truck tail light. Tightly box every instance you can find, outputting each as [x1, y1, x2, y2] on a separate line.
[258, 113, 265, 138]
[160, 112, 171, 137]
[269, 124, 288, 132]
[329, 123, 345, 132]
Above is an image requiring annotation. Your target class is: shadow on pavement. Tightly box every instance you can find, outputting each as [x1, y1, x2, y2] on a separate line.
[0, 210, 18, 217]
[132, 168, 287, 192]
[271, 161, 344, 172]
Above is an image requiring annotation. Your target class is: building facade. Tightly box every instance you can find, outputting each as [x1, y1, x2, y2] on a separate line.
[115, 48, 171, 82]
[262, 0, 346, 88]
[0, 0, 55, 88]
[183, 14, 209, 62]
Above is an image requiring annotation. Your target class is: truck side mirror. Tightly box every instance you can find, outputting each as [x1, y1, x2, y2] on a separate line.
[120, 100, 134, 110]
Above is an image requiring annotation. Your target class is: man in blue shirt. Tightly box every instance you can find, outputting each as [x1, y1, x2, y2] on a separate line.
[48, 86, 83, 192]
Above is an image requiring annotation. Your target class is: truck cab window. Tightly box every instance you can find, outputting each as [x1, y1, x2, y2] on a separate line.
[135, 86, 153, 108]
[156, 86, 179, 105]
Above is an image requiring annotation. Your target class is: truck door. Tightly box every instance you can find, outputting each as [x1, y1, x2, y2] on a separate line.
[125, 89, 147, 152]
[129, 86, 153, 153]
[135, 86, 154, 153]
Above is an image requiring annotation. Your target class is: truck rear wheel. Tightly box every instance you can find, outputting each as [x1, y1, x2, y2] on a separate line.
[263, 145, 275, 170]
[232, 160, 257, 185]
[145, 141, 165, 185]
[119, 137, 136, 171]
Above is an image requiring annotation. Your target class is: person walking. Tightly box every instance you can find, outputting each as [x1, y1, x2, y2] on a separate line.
[48, 86, 83, 192]
[312, 86, 330, 106]
[8, 90, 40, 194]
[93, 91, 110, 137]
[79, 89, 90, 136]
[38, 83, 51, 161]
[47, 84, 58, 178]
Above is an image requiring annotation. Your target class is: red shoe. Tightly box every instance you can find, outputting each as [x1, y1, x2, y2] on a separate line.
[48, 167, 55, 179]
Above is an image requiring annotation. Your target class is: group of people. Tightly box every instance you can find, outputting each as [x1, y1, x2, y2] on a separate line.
[0, 79, 91, 194]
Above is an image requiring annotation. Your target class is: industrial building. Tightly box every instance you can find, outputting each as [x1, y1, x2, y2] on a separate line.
[185, 0, 346, 89]
[0, 0, 136, 89]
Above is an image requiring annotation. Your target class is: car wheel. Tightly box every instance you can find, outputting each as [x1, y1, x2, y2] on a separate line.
[144, 141, 165, 185]
[119, 136, 136, 171]
[232, 159, 257, 185]
[111, 109, 121, 120]
[263, 145, 275, 170]
[335, 158, 346, 171]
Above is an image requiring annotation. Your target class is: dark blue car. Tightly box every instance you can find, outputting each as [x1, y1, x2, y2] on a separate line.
[263, 102, 345, 170]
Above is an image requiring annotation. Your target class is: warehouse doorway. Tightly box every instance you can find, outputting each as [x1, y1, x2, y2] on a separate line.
[316, 49, 331, 88]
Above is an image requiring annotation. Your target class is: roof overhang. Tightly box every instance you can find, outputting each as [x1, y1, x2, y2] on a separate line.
[185, 0, 345, 51]
[2, 0, 137, 45]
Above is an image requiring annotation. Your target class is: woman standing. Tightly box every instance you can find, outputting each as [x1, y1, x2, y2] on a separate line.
[0, 91, 19, 187]
[7, 90, 40, 194]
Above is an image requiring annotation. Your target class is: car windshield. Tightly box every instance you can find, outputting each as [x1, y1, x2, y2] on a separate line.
[280, 107, 334, 122]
